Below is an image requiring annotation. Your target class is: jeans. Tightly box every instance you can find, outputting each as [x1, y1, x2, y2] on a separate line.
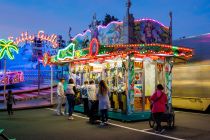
[100, 109, 108, 123]
[82, 98, 89, 115]
[153, 112, 163, 131]
[64, 97, 69, 114]
[56, 96, 64, 115]
[66, 94, 75, 116]
[7, 104, 13, 115]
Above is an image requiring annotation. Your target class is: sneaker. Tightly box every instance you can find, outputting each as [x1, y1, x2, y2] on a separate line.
[64, 113, 69, 116]
[160, 129, 165, 134]
[104, 121, 109, 125]
[68, 116, 74, 120]
[100, 122, 105, 126]
[155, 130, 160, 134]
[56, 113, 61, 116]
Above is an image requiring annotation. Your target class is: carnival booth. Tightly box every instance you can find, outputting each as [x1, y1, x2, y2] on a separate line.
[49, 1, 192, 121]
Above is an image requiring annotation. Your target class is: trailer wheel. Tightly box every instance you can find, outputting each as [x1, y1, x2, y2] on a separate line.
[167, 114, 175, 129]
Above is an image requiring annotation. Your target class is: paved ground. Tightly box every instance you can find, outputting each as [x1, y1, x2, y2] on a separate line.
[0, 98, 53, 110]
[0, 108, 210, 140]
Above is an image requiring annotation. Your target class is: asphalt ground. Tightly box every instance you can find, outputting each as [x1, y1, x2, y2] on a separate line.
[0, 108, 210, 140]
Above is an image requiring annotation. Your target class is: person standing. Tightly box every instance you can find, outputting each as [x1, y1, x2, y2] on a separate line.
[6, 90, 16, 115]
[150, 84, 167, 133]
[97, 80, 110, 126]
[88, 80, 98, 124]
[56, 78, 65, 116]
[66, 78, 77, 120]
[81, 81, 89, 116]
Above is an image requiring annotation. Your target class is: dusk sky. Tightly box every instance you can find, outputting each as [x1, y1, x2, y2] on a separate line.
[0, 0, 210, 41]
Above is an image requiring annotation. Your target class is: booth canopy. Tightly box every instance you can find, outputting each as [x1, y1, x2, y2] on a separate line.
[43, 19, 193, 65]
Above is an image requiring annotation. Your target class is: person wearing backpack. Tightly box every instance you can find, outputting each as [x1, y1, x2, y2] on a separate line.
[150, 84, 167, 133]
[81, 81, 89, 116]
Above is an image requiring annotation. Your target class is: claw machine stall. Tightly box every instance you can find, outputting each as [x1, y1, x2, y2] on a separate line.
[50, 8, 193, 121]
[51, 41, 192, 121]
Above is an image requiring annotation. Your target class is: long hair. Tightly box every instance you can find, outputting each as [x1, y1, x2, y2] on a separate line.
[99, 80, 108, 96]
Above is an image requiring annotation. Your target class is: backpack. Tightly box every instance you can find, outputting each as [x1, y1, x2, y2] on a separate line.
[81, 87, 88, 98]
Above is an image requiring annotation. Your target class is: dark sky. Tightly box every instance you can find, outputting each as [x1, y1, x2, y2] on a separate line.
[0, 0, 210, 41]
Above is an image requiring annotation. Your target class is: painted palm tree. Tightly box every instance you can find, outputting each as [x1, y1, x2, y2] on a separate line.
[0, 39, 19, 60]
[0, 39, 19, 102]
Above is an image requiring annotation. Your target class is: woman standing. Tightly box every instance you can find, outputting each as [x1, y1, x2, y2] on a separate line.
[66, 78, 77, 120]
[97, 80, 110, 126]
[150, 84, 167, 133]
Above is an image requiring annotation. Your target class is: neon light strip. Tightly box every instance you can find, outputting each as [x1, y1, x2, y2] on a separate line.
[0, 39, 19, 60]
[135, 18, 169, 28]
[106, 43, 193, 52]
[72, 18, 169, 40]
[57, 43, 75, 60]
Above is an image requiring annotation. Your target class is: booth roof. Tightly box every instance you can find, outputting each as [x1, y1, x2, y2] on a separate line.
[48, 43, 193, 65]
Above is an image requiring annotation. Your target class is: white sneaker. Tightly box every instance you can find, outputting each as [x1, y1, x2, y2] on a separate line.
[64, 113, 69, 116]
[56, 113, 61, 116]
[68, 116, 74, 120]
[104, 121, 109, 125]
[100, 122, 105, 126]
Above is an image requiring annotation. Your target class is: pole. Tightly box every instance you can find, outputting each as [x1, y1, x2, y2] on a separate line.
[62, 66, 64, 78]
[3, 58, 6, 103]
[169, 11, 173, 45]
[168, 11, 173, 113]
[38, 60, 40, 95]
[50, 65, 53, 104]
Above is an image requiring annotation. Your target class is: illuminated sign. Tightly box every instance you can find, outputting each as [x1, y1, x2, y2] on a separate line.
[75, 50, 82, 58]
[42, 53, 51, 66]
[90, 65, 103, 72]
[10, 31, 58, 48]
[0, 39, 19, 60]
[57, 43, 75, 60]
[134, 62, 143, 69]
[89, 38, 99, 56]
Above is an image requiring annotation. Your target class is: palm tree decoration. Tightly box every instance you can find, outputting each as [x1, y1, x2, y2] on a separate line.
[0, 39, 19, 60]
[0, 39, 19, 102]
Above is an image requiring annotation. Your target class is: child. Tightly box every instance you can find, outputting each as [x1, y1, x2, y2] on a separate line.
[97, 80, 110, 126]
[6, 90, 16, 115]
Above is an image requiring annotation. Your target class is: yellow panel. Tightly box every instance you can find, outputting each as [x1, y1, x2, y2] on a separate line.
[172, 97, 210, 111]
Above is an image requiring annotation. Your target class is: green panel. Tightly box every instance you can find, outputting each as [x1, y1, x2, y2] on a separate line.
[127, 53, 135, 114]
[74, 105, 151, 122]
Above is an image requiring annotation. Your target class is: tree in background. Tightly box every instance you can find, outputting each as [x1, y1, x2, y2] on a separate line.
[102, 14, 119, 26]
[87, 14, 119, 28]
